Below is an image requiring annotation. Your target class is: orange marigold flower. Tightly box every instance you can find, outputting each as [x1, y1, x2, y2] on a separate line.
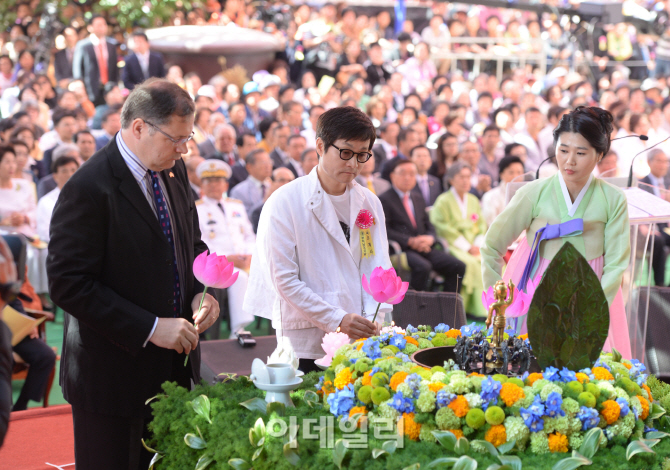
[349, 406, 368, 427]
[623, 362, 632, 370]
[500, 382, 526, 407]
[356, 342, 365, 350]
[642, 384, 653, 401]
[548, 432, 569, 453]
[390, 371, 409, 391]
[334, 367, 353, 390]
[448, 395, 470, 418]
[518, 334, 528, 340]
[526, 373, 544, 386]
[322, 380, 335, 397]
[468, 372, 485, 377]
[402, 412, 422, 441]
[485, 424, 507, 447]
[593, 367, 614, 381]
[575, 373, 590, 384]
[361, 371, 372, 387]
[429, 383, 445, 393]
[637, 395, 650, 420]
[600, 400, 621, 425]
[448, 429, 464, 439]
[446, 329, 462, 339]
[404, 336, 419, 346]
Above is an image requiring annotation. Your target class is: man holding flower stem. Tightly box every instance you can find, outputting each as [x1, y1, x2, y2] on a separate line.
[246, 106, 394, 373]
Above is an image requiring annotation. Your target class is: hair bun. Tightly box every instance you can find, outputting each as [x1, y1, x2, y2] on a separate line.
[592, 107, 614, 136]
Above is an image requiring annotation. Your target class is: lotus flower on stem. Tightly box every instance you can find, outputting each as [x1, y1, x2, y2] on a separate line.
[318, 331, 351, 367]
[362, 267, 409, 323]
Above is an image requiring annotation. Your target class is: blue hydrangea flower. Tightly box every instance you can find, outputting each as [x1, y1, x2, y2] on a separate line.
[435, 323, 449, 333]
[461, 322, 483, 337]
[350, 358, 358, 364]
[543, 366, 560, 382]
[520, 395, 545, 430]
[579, 368, 596, 381]
[436, 390, 456, 408]
[428, 332, 436, 338]
[529, 419, 544, 432]
[480, 376, 502, 402]
[559, 367, 577, 383]
[406, 324, 418, 334]
[593, 358, 611, 371]
[391, 391, 406, 411]
[577, 406, 600, 431]
[390, 334, 407, 349]
[528, 395, 545, 418]
[616, 398, 629, 417]
[521, 371, 530, 381]
[315, 376, 325, 390]
[327, 384, 355, 417]
[370, 366, 380, 376]
[405, 373, 421, 389]
[379, 332, 391, 343]
[545, 391, 565, 418]
[645, 426, 658, 433]
[396, 352, 411, 362]
[362, 338, 382, 360]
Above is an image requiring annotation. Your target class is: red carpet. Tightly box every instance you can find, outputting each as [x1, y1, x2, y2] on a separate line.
[0, 405, 74, 470]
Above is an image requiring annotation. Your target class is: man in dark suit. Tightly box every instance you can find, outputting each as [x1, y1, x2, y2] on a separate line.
[640, 148, 670, 286]
[228, 131, 256, 190]
[410, 145, 442, 207]
[282, 134, 307, 178]
[269, 123, 290, 169]
[379, 159, 465, 292]
[54, 26, 79, 89]
[47, 79, 220, 470]
[38, 107, 78, 179]
[72, 15, 119, 106]
[122, 30, 166, 90]
[372, 121, 399, 173]
[380, 128, 421, 182]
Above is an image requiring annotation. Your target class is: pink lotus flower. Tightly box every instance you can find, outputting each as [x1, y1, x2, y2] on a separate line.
[481, 278, 537, 319]
[362, 267, 409, 322]
[193, 251, 239, 289]
[318, 331, 351, 366]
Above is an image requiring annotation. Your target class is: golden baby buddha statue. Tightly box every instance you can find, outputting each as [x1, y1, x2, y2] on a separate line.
[485, 279, 515, 348]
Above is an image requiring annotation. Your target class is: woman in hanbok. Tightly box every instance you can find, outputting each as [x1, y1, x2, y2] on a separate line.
[430, 161, 488, 318]
[481, 106, 632, 358]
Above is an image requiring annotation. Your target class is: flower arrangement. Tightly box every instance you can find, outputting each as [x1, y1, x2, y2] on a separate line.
[317, 324, 668, 456]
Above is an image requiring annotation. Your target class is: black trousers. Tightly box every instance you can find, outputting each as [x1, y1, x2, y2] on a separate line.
[12, 335, 56, 411]
[651, 230, 670, 286]
[72, 350, 192, 470]
[405, 248, 466, 293]
[298, 358, 322, 374]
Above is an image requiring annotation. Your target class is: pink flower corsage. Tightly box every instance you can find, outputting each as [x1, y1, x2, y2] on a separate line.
[470, 213, 479, 222]
[355, 209, 375, 229]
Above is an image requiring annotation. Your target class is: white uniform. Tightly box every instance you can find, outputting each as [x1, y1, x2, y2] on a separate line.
[196, 195, 255, 334]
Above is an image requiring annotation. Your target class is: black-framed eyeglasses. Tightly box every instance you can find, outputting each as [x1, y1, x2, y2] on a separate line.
[144, 120, 194, 146]
[331, 144, 373, 163]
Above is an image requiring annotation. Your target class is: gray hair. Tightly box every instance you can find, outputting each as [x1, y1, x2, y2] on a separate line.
[121, 78, 195, 129]
[459, 138, 479, 154]
[53, 143, 80, 161]
[245, 148, 267, 166]
[213, 123, 236, 139]
[647, 148, 667, 163]
[446, 160, 472, 181]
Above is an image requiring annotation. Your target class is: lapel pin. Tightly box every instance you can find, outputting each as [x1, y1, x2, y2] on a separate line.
[169, 172, 175, 178]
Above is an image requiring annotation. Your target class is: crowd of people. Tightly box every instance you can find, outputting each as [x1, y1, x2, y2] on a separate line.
[2, 0, 670, 410]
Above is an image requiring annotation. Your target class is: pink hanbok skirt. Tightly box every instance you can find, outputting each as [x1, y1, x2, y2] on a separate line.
[503, 239, 632, 359]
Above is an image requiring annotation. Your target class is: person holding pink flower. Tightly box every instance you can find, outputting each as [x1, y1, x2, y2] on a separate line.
[245, 106, 394, 373]
[430, 161, 488, 319]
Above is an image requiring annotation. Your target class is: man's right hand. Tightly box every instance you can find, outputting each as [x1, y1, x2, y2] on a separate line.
[338, 313, 377, 340]
[149, 318, 199, 354]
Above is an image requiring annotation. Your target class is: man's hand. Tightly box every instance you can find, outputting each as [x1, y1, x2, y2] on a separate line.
[469, 246, 481, 256]
[149, 318, 198, 354]
[477, 175, 492, 194]
[338, 313, 376, 340]
[191, 292, 220, 333]
[228, 254, 251, 271]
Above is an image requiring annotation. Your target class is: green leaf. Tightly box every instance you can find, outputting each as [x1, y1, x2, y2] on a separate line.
[333, 439, 348, 469]
[371, 449, 387, 459]
[254, 417, 266, 440]
[141, 438, 160, 454]
[252, 446, 264, 461]
[454, 437, 470, 456]
[486, 466, 513, 470]
[239, 397, 267, 414]
[610, 347, 622, 363]
[249, 428, 257, 447]
[578, 428, 603, 459]
[471, 440, 498, 457]
[527, 243, 610, 370]
[551, 453, 592, 470]
[645, 431, 670, 440]
[184, 433, 207, 450]
[453, 455, 478, 470]
[650, 403, 666, 420]
[496, 440, 516, 455]
[427, 457, 458, 468]
[403, 465, 421, 470]
[195, 453, 215, 470]
[382, 439, 398, 454]
[626, 439, 660, 460]
[284, 440, 300, 466]
[145, 394, 166, 405]
[432, 430, 457, 452]
[267, 401, 286, 416]
[497, 455, 521, 470]
[227, 459, 251, 470]
[148, 453, 163, 470]
[191, 395, 212, 424]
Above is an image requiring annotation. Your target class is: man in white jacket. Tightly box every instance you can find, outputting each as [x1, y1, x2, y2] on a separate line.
[245, 106, 394, 373]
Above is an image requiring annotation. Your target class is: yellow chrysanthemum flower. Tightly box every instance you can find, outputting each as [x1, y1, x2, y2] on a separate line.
[390, 371, 409, 391]
[334, 367, 353, 390]
[402, 412, 422, 441]
[485, 424, 507, 447]
[575, 373, 590, 384]
[592, 367, 614, 381]
[548, 432, 569, 453]
[500, 382, 525, 407]
[448, 395, 470, 418]
[600, 400, 620, 425]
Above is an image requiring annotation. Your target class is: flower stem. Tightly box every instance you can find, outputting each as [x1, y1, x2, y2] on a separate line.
[371, 302, 381, 323]
[185, 287, 208, 366]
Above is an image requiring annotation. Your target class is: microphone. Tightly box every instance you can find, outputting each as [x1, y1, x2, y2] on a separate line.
[535, 155, 554, 180]
[627, 136, 670, 187]
[612, 134, 648, 141]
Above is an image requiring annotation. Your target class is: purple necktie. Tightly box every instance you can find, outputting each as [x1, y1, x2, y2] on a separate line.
[149, 170, 181, 317]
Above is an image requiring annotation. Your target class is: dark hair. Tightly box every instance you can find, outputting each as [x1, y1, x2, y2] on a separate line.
[552, 106, 614, 157]
[629, 113, 645, 133]
[258, 118, 277, 139]
[525, 106, 541, 116]
[0, 118, 16, 134]
[504, 142, 526, 157]
[74, 130, 93, 143]
[0, 145, 15, 162]
[9, 125, 33, 142]
[121, 78, 195, 129]
[397, 127, 416, 144]
[316, 106, 376, 153]
[288, 134, 306, 145]
[409, 145, 429, 158]
[0, 54, 13, 67]
[9, 138, 29, 151]
[435, 132, 458, 177]
[482, 124, 500, 136]
[52, 107, 77, 127]
[547, 105, 568, 121]
[52, 155, 79, 174]
[245, 148, 267, 166]
[132, 30, 149, 42]
[89, 13, 106, 25]
[236, 130, 256, 147]
[498, 155, 524, 180]
[103, 82, 119, 98]
[101, 105, 121, 124]
[308, 104, 325, 117]
[477, 91, 493, 102]
[282, 101, 303, 114]
[300, 147, 317, 162]
[391, 158, 416, 173]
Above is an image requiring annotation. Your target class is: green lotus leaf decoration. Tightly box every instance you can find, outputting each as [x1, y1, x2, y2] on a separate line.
[527, 242, 610, 370]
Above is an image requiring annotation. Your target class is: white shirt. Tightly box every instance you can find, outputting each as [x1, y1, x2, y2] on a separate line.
[0, 178, 36, 236]
[36, 187, 60, 241]
[328, 187, 350, 225]
[136, 51, 150, 78]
